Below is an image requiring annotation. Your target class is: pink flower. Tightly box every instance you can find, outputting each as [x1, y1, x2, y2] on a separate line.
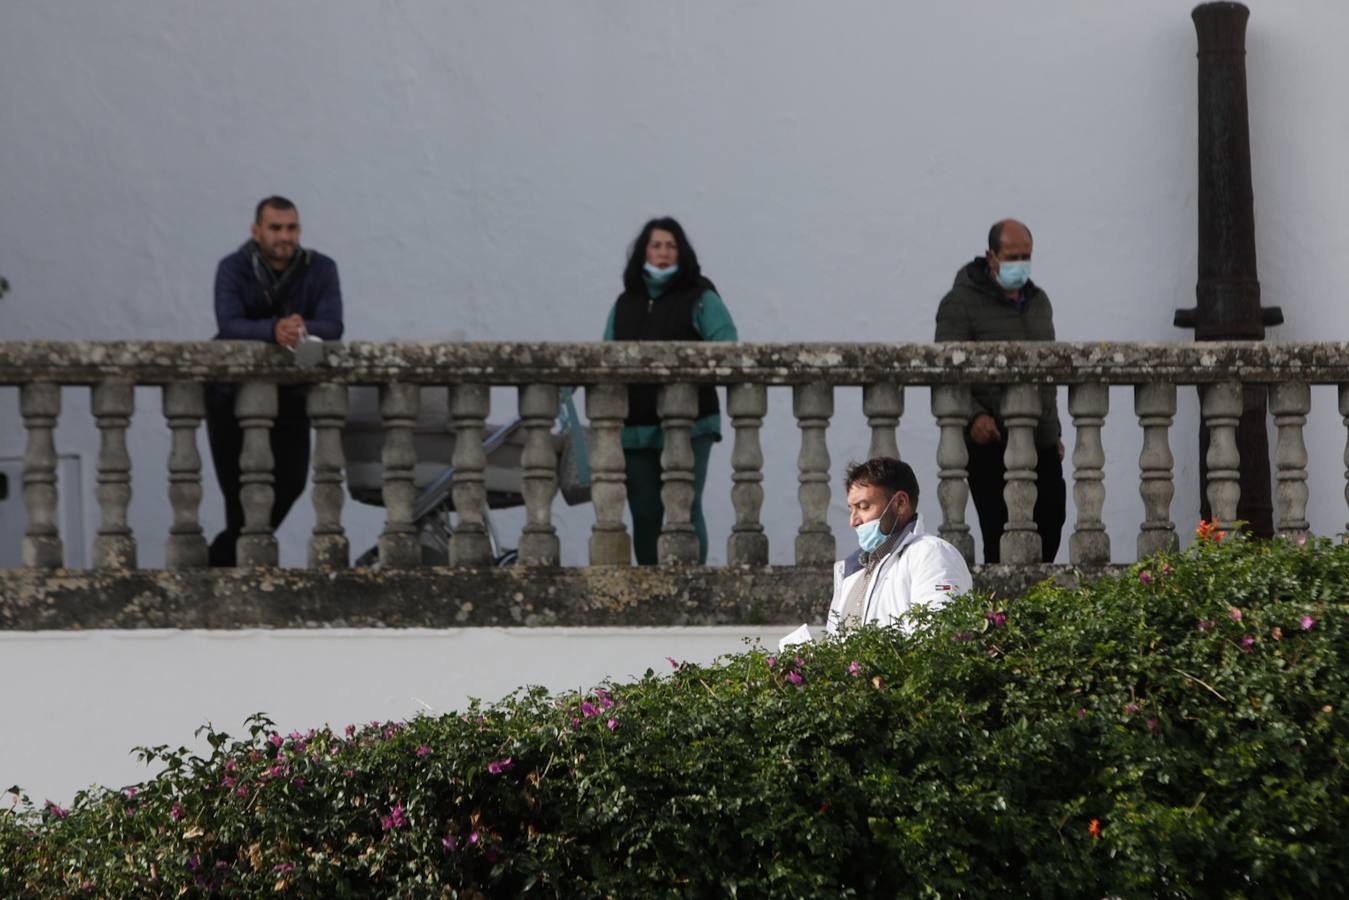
[124, 788, 137, 799]
[487, 757, 514, 775]
[291, 777, 305, 788]
[416, 745, 432, 758]
[581, 702, 600, 718]
[344, 724, 356, 737]
[786, 671, 804, 685]
[1296, 534, 1308, 547]
[44, 801, 68, 818]
[234, 785, 248, 798]
[606, 718, 618, 731]
[442, 834, 458, 851]
[985, 610, 1007, 626]
[1301, 615, 1316, 631]
[273, 863, 295, 873]
[223, 759, 238, 773]
[1077, 708, 1088, 719]
[1138, 570, 1152, 585]
[1123, 703, 1139, 716]
[1229, 607, 1243, 623]
[468, 831, 480, 845]
[765, 656, 777, 668]
[381, 804, 407, 830]
[847, 661, 862, 677]
[794, 656, 805, 667]
[1161, 563, 1174, 576]
[1196, 620, 1213, 632]
[1146, 718, 1159, 735]
[170, 803, 184, 821]
[269, 734, 284, 748]
[665, 656, 679, 668]
[1241, 634, 1255, 650]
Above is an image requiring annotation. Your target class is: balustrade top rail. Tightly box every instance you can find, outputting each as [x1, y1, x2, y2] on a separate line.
[3, 340, 1348, 386]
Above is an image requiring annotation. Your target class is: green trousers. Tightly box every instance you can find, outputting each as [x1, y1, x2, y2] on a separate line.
[623, 435, 714, 565]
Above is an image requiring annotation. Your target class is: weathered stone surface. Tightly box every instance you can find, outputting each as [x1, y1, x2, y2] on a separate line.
[0, 565, 1116, 630]
[5, 340, 1349, 386]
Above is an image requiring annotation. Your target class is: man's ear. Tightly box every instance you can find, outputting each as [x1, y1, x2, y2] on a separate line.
[878, 491, 907, 535]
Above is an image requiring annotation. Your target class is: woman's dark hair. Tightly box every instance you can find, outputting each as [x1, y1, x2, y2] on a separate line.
[623, 217, 704, 295]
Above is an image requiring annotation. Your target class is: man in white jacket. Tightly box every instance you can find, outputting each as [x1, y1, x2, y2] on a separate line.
[825, 457, 973, 635]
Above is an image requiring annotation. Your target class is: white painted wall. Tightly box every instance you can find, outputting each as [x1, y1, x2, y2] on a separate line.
[0, 627, 784, 805]
[2, 0, 1348, 798]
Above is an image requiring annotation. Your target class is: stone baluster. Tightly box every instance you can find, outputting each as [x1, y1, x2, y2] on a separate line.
[863, 381, 903, 460]
[20, 383, 63, 568]
[1068, 383, 1109, 566]
[307, 383, 350, 568]
[657, 383, 700, 564]
[931, 385, 974, 566]
[794, 383, 834, 566]
[726, 383, 768, 566]
[1269, 382, 1310, 538]
[92, 381, 137, 568]
[1135, 382, 1178, 557]
[1342, 385, 1349, 534]
[999, 384, 1041, 565]
[586, 383, 632, 565]
[235, 382, 279, 566]
[378, 383, 421, 568]
[450, 384, 493, 566]
[1201, 382, 1243, 531]
[517, 384, 560, 565]
[163, 383, 208, 569]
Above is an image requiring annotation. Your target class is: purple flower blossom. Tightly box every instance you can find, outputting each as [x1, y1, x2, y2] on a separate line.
[786, 671, 804, 685]
[581, 702, 600, 718]
[220, 775, 237, 789]
[468, 831, 480, 845]
[223, 759, 238, 773]
[269, 734, 284, 748]
[234, 785, 248, 798]
[1077, 708, 1088, 719]
[1301, 615, 1316, 631]
[43, 801, 69, 818]
[1123, 703, 1140, 716]
[416, 745, 432, 758]
[170, 803, 184, 821]
[345, 724, 356, 737]
[1196, 620, 1213, 632]
[1146, 718, 1159, 735]
[985, 610, 1007, 626]
[273, 862, 295, 873]
[606, 718, 618, 731]
[1138, 570, 1153, 585]
[847, 661, 862, 677]
[794, 656, 805, 667]
[765, 656, 777, 668]
[487, 757, 514, 775]
[1241, 634, 1255, 650]
[442, 834, 458, 851]
[665, 656, 679, 668]
[1161, 563, 1174, 576]
[291, 777, 305, 788]
[124, 787, 137, 799]
[381, 804, 407, 830]
[1229, 606, 1243, 623]
[1297, 534, 1308, 546]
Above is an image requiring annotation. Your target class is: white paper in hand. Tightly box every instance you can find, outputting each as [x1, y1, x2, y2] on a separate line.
[778, 624, 812, 652]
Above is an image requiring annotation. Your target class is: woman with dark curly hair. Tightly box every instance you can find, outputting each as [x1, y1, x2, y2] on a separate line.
[602, 217, 738, 564]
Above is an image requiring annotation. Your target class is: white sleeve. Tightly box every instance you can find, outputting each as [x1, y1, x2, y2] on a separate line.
[825, 561, 846, 636]
[906, 541, 973, 613]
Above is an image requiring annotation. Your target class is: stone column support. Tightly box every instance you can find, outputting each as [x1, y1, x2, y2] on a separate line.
[586, 383, 632, 565]
[449, 384, 493, 567]
[518, 384, 560, 566]
[1135, 382, 1178, 557]
[656, 383, 700, 564]
[20, 382, 63, 568]
[726, 383, 768, 566]
[931, 384, 974, 566]
[999, 383, 1041, 565]
[1341, 384, 1349, 535]
[92, 380, 137, 568]
[307, 382, 350, 568]
[1202, 381, 1243, 531]
[1269, 381, 1310, 538]
[378, 383, 421, 568]
[1067, 383, 1109, 566]
[793, 383, 834, 566]
[235, 382, 278, 566]
[863, 381, 903, 460]
[163, 382, 208, 569]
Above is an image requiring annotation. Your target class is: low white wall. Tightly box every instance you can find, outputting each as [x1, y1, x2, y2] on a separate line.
[0, 626, 788, 805]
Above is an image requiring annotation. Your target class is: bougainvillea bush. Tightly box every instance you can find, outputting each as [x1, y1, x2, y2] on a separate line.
[4, 526, 1348, 897]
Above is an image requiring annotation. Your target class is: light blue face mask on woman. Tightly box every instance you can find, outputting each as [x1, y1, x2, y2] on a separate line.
[643, 263, 678, 280]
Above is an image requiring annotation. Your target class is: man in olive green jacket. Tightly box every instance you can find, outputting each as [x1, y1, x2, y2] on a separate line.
[934, 219, 1066, 564]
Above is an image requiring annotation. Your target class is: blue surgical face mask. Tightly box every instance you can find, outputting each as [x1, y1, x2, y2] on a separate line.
[994, 260, 1031, 291]
[643, 262, 678, 280]
[855, 518, 887, 553]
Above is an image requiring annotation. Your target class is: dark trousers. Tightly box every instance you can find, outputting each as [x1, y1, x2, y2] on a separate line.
[966, 437, 1066, 564]
[206, 387, 311, 566]
[624, 435, 714, 565]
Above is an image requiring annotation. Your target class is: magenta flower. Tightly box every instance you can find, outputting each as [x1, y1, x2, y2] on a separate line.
[985, 610, 1007, 626]
[606, 718, 618, 731]
[223, 759, 238, 773]
[468, 831, 480, 845]
[44, 801, 68, 818]
[1139, 570, 1153, 585]
[765, 656, 777, 668]
[1161, 563, 1174, 576]
[1123, 703, 1139, 716]
[268, 734, 284, 748]
[786, 671, 804, 685]
[345, 724, 356, 737]
[170, 803, 184, 821]
[487, 757, 514, 775]
[1229, 606, 1243, 623]
[581, 701, 600, 718]
[847, 661, 862, 677]
[234, 785, 248, 798]
[1146, 718, 1159, 735]
[381, 804, 407, 830]
[1077, 708, 1088, 718]
[1241, 634, 1255, 650]
[665, 656, 679, 668]
[1196, 620, 1213, 632]
[124, 787, 137, 799]
[292, 777, 305, 788]
[1301, 615, 1316, 631]
[416, 744, 431, 758]
[442, 834, 458, 851]
[273, 863, 295, 873]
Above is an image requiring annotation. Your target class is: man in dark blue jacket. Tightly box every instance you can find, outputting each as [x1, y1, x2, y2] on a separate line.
[206, 196, 344, 565]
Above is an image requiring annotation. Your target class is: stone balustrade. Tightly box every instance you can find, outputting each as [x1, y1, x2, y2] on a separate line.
[2, 339, 1346, 627]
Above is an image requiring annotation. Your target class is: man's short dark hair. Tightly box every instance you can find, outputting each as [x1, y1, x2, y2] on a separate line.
[255, 195, 297, 223]
[844, 457, 919, 506]
[987, 219, 1033, 253]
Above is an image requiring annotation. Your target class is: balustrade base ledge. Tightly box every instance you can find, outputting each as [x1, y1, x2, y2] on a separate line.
[0, 564, 1119, 631]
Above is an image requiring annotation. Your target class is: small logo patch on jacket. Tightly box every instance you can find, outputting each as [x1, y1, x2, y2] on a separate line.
[933, 583, 955, 592]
